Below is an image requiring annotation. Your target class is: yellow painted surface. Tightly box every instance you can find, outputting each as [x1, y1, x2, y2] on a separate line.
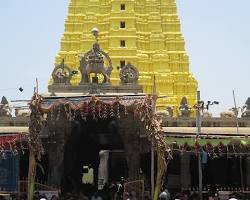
[50, 0, 198, 114]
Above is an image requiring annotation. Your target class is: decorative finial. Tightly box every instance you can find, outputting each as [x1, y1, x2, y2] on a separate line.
[61, 59, 65, 70]
[91, 27, 99, 42]
[79, 29, 113, 84]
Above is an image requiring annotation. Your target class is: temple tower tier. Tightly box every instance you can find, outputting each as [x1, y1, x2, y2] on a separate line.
[49, 0, 198, 113]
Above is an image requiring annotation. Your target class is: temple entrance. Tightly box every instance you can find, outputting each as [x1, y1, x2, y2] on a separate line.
[34, 93, 164, 199]
[62, 117, 127, 193]
[45, 110, 151, 195]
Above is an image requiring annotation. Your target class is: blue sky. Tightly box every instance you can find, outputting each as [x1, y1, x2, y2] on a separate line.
[0, 0, 249, 116]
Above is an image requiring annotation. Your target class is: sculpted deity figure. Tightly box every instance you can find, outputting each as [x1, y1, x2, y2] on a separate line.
[79, 43, 113, 84]
[119, 62, 139, 84]
[52, 59, 73, 85]
[241, 97, 250, 118]
[220, 109, 236, 119]
[178, 96, 191, 118]
[0, 96, 12, 117]
[79, 28, 113, 84]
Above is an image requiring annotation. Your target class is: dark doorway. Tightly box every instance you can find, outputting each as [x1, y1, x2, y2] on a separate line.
[109, 151, 128, 181]
[190, 155, 244, 188]
[62, 117, 126, 193]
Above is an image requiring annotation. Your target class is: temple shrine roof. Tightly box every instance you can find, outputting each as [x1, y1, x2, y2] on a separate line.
[163, 127, 250, 137]
[0, 126, 28, 134]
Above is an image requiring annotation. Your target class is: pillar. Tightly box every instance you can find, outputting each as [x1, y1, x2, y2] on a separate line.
[246, 157, 250, 186]
[180, 153, 191, 188]
[98, 150, 110, 190]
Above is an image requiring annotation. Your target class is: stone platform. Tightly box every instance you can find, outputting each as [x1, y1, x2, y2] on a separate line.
[48, 83, 143, 94]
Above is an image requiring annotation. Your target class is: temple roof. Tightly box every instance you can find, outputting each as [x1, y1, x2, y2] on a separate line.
[40, 93, 146, 108]
[0, 126, 29, 134]
[163, 127, 250, 137]
[0, 126, 249, 152]
[41, 92, 145, 98]
[1, 126, 249, 138]
[163, 127, 250, 152]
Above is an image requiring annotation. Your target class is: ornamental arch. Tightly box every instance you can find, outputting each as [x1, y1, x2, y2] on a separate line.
[29, 94, 170, 196]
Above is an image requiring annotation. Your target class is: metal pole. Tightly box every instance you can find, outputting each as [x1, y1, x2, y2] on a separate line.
[36, 78, 39, 94]
[196, 91, 201, 135]
[151, 138, 154, 199]
[151, 76, 156, 199]
[27, 150, 36, 200]
[196, 91, 203, 200]
[232, 90, 239, 134]
[239, 155, 244, 189]
[198, 154, 203, 200]
[232, 91, 244, 189]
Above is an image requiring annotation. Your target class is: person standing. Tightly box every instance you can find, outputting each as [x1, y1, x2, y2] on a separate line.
[159, 189, 170, 200]
[91, 192, 103, 200]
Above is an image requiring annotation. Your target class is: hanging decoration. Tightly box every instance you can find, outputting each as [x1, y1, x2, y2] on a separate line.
[29, 93, 44, 156]
[0, 134, 27, 148]
[165, 136, 250, 156]
[28, 93, 171, 200]
[28, 93, 44, 200]
[0, 133, 27, 158]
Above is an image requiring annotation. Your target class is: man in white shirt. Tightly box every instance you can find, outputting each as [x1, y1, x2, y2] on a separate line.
[159, 189, 170, 200]
[91, 192, 102, 200]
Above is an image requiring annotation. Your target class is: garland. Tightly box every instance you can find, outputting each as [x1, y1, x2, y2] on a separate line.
[28, 94, 171, 199]
[0, 134, 27, 158]
[169, 141, 250, 155]
[0, 134, 27, 149]
[28, 93, 44, 200]
[132, 95, 171, 200]
[29, 94, 44, 156]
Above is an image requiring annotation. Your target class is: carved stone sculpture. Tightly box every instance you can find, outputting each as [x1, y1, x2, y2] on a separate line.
[166, 106, 174, 117]
[157, 107, 174, 118]
[15, 108, 31, 117]
[220, 109, 236, 119]
[79, 43, 113, 84]
[202, 110, 213, 118]
[52, 59, 73, 85]
[157, 110, 169, 119]
[1, 96, 8, 105]
[0, 96, 11, 117]
[119, 62, 139, 84]
[178, 96, 191, 118]
[241, 97, 250, 118]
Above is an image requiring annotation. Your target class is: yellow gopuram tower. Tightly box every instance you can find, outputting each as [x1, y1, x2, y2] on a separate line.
[51, 0, 198, 113]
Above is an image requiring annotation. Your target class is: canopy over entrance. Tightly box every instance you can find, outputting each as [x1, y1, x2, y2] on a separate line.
[27, 93, 170, 199]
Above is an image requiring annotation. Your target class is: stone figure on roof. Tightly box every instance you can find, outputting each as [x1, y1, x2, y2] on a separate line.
[79, 28, 113, 84]
[220, 109, 236, 119]
[178, 96, 191, 118]
[119, 62, 139, 84]
[201, 109, 213, 118]
[0, 96, 12, 117]
[52, 59, 73, 85]
[1, 96, 8, 105]
[241, 97, 250, 118]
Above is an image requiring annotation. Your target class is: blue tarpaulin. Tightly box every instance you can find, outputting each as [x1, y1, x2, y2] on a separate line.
[0, 152, 19, 192]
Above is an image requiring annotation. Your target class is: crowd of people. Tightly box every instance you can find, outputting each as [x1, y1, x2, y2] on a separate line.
[28, 188, 243, 200]
[158, 188, 243, 200]
[0, 184, 244, 200]
[30, 181, 127, 200]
